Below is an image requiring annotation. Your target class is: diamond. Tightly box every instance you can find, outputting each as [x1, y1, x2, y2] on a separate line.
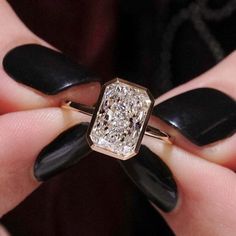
[87, 78, 154, 160]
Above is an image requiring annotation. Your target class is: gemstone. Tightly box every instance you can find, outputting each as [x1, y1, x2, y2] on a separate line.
[88, 79, 154, 160]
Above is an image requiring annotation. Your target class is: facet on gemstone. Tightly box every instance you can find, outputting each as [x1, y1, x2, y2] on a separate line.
[87, 78, 154, 160]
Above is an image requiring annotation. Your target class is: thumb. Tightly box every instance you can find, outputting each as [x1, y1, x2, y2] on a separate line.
[143, 136, 236, 236]
[0, 108, 89, 216]
[0, 224, 10, 236]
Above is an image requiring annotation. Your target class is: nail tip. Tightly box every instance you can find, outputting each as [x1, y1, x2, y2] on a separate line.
[33, 170, 44, 182]
[33, 123, 90, 182]
[120, 146, 178, 212]
[3, 44, 100, 95]
[33, 153, 50, 182]
[150, 197, 177, 213]
[153, 88, 236, 146]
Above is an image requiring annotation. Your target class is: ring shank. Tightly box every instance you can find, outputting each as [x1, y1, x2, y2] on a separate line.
[62, 101, 172, 144]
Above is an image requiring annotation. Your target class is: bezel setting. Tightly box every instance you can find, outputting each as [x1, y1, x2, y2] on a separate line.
[87, 78, 154, 160]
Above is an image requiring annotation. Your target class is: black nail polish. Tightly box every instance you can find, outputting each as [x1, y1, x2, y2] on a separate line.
[120, 146, 178, 212]
[153, 88, 236, 146]
[3, 44, 100, 95]
[34, 123, 91, 181]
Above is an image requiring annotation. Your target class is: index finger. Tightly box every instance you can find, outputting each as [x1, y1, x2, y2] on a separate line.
[152, 51, 236, 168]
[0, 1, 100, 113]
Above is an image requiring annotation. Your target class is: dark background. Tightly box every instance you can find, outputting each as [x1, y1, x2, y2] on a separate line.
[2, 0, 236, 235]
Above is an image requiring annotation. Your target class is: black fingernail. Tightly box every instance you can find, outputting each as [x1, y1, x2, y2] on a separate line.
[153, 88, 236, 146]
[3, 44, 100, 95]
[120, 146, 178, 212]
[34, 123, 91, 181]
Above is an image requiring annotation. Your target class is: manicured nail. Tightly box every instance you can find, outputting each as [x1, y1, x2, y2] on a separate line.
[153, 88, 236, 146]
[34, 123, 91, 181]
[120, 146, 178, 212]
[3, 44, 100, 95]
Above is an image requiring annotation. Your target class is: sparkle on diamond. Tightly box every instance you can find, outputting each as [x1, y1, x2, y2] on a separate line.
[89, 80, 152, 159]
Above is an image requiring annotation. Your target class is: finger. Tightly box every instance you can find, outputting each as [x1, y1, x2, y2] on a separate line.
[0, 108, 90, 216]
[0, 1, 100, 113]
[142, 137, 236, 236]
[0, 224, 9, 236]
[152, 51, 236, 168]
[154, 51, 236, 104]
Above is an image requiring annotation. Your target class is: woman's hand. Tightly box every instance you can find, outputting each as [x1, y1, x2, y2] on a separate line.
[0, 1, 235, 236]
[0, 0, 100, 217]
[141, 52, 236, 235]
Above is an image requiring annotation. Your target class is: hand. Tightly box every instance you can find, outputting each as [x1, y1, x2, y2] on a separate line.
[0, 1, 100, 218]
[122, 51, 236, 235]
[0, 1, 235, 236]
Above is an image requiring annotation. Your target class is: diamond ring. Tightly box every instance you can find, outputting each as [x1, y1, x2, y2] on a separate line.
[62, 78, 172, 160]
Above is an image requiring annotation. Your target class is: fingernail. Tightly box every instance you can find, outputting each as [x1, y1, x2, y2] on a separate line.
[3, 44, 100, 95]
[34, 123, 91, 181]
[119, 146, 178, 212]
[153, 88, 236, 146]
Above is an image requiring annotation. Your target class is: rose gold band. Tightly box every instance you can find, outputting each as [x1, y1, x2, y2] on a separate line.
[62, 101, 172, 145]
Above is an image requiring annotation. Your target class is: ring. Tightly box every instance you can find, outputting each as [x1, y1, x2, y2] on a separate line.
[62, 78, 172, 160]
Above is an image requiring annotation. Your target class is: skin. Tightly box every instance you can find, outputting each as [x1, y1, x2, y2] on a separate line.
[0, 1, 235, 235]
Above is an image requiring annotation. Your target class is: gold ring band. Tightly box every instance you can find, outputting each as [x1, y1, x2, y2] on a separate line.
[61, 78, 172, 160]
[62, 101, 172, 144]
